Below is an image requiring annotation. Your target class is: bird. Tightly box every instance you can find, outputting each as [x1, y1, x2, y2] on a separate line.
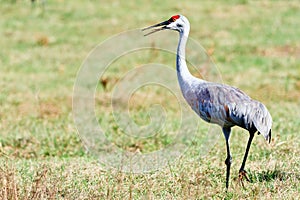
[142, 15, 272, 189]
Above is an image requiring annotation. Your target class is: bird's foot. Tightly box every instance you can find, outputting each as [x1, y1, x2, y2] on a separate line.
[238, 169, 250, 188]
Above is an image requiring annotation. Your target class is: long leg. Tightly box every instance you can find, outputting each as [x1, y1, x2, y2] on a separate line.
[222, 127, 232, 190]
[239, 131, 255, 186]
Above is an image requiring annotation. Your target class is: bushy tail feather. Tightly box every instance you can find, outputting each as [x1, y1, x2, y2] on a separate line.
[258, 129, 271, 143]
[252, 102, 272, 141]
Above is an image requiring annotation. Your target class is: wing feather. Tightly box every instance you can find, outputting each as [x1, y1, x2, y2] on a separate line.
[192, 82, 272, 142]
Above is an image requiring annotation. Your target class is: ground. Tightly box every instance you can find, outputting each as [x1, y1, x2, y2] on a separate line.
[0, 0, 299, 199]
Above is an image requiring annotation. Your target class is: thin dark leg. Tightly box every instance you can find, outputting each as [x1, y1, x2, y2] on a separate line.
[225, 139, 232, 189]
[239, 132, 255, 186]
[223, 127, 232, 190]
[240, 132, 254, 172]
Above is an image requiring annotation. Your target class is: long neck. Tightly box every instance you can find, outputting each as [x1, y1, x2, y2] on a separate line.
[176, 31, 194, 84]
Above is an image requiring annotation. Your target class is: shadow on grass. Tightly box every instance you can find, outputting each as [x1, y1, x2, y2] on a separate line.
[248, 169, 300, 182]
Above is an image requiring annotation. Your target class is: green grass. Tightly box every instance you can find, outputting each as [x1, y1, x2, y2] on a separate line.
[1, 0, 300, 199]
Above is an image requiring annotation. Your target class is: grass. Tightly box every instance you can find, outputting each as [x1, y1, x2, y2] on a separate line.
[1, 0, 300, 199]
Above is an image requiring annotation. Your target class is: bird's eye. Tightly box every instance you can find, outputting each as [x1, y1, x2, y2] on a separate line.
[177, 24, 183, 28]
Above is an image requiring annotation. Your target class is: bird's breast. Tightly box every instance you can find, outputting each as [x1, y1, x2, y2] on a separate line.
[183, 89, 211, 123]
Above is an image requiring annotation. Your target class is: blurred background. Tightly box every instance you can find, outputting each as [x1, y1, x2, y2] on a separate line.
[0, 0, 299, 199]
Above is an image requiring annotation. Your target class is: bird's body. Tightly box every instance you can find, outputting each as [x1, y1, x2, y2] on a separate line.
[142, 14, 272, 189]
[180, 78, 272, 141]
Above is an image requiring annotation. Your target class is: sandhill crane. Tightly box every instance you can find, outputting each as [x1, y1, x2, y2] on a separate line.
[142, 15, 272, 189]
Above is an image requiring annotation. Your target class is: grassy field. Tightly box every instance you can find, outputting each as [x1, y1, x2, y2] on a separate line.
[1, 0, 300, 199]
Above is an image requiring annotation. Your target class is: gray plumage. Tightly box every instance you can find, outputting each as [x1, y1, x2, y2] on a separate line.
[188, 82, 272, 143]
[142, 14, 272, 189]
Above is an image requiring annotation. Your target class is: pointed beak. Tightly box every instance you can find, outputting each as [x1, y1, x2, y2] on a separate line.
[141, 20, 170, 36]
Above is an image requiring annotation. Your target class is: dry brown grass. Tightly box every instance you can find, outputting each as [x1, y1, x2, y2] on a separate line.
[259, 45, 300, 58]
[0, 163, 56, 200]
[1, 0, 300, 199]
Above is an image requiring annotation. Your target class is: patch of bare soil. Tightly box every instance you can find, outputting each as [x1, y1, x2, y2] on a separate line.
[259, 45, 300, 58]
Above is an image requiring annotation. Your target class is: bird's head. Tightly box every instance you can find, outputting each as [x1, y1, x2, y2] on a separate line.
[142, 14, 190, 36]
